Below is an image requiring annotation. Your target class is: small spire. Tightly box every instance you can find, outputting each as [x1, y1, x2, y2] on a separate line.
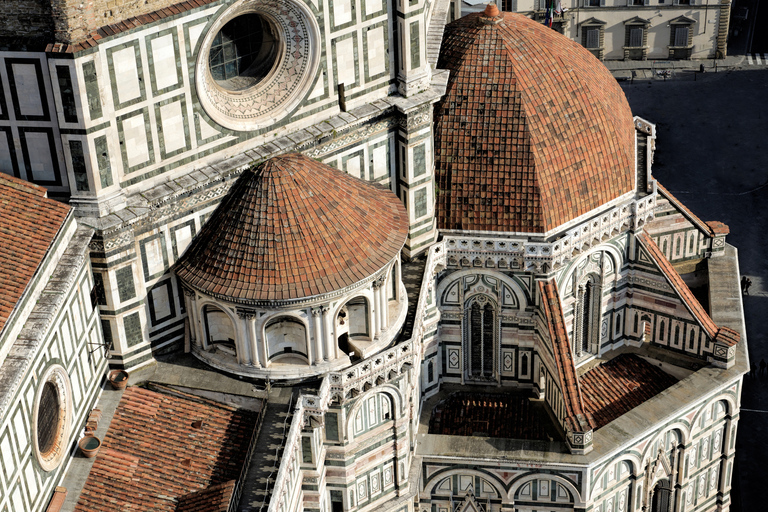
[481, 3, 502, 24]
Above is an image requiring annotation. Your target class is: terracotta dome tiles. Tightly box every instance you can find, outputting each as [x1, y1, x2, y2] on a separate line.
[434, 12, 635, 234]
[173, 154, 408, 302]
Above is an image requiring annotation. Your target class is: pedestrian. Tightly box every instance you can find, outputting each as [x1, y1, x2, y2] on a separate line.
[741, 276, 748, 294]
[745, 278, 752, 295]
[760, 359, 766, 376]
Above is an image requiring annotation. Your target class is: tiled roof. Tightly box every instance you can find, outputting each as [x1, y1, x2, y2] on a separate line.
[580, 353, 678, 429]
[45, 0, 219, 53]
[637, 233, 719, 337]
[174, 154, 409, 302]
[0, 174, 70, 334]
[176, 481, 236, 512]
[539, 280, 594, 432]
[434, 11, 634, 233]
[75, 386, 258, 512]
[638, 232, 740, 347]
[429, 392, 561, 441]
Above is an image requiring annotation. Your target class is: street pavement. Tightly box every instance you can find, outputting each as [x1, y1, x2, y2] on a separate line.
[620, 67, 768, 512]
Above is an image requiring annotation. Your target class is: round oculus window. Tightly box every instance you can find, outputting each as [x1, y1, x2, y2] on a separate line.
[196, 0, 320, 131]
[33, 365, 72, 472]
[209, 14, 280, 92]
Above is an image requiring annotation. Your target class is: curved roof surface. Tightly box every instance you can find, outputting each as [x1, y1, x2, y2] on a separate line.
[174, 154, 408, 302]
[434, 9, 635, 233]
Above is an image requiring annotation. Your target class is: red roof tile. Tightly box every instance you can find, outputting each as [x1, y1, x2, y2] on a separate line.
[434, 12, 634, 233]
[539, 280, 594, 431]
[175, 481, 236, 512]
[0, 174, 70, 334]
[174, 154, 409, 302]
[74, 386, 258, 512]
[580, 353, 678, 429]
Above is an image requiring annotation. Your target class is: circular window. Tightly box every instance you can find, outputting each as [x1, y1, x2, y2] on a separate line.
[209, 14, 279, 92]
[196, 0, 320, 131]
[33, 365, 72, 472]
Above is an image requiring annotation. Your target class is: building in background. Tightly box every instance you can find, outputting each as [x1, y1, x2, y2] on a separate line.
[463, 0, 731, 60]
[0, 2, 747, 512]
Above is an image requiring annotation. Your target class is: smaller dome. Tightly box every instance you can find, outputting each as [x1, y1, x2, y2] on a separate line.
[174, 154, 409, 302]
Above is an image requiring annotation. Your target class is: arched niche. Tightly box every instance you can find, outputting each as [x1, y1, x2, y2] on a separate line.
[202, 304, 237, 356]
[336, 295, 372, 357]
[265, 316, 309, 363]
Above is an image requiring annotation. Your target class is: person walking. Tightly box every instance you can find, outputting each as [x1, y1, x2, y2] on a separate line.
[745, 278, 752, 295]
[742, 276, 748, 294]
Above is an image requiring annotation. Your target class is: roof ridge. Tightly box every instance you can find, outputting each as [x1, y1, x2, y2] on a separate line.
[538, 279, 595, 431]
[655, 182, 713, 236]
[636, 232, 720, 338]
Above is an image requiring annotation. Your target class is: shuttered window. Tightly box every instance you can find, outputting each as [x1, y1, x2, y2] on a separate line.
[674, 26, 690, 46]
[629, 28, 643, 47]
[586, 28, 600, 49]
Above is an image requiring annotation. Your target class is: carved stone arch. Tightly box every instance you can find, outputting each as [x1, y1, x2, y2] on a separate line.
[590, 455, 641, 495]
[689, 394, 737, 435]
[640, 424, 691, 463]
[507, 473, 582, 505]
[556, 244, 623, 294]
[345, 383, 404, 440]
[424, 468, 507, 499]
[437, 270, 528, 311]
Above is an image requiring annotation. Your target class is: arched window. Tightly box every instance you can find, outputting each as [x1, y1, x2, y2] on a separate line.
[659, 320, 666, 342]
[575, 274, 601, 357]
[674, 325, 680, 345]
[615, 313, 622, 336]
[634, 312, 639, 333]
[689, 329, 695, 350]
[463, 295, 496, 381]
[337, 296, 370, 357]
[651, 479, 672, 512]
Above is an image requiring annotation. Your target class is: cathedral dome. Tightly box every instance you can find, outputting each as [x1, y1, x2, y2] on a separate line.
[174, 153, 409, 302]
[434, 8, 635, 234]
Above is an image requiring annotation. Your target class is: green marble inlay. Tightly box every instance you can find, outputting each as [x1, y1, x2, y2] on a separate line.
[69, 140, 89, 191]
[413, 143, 426, 178]
[414, 187, 427, 218]
[410, 22, 421, 69]
[95, 135, 113, 188]
[123, 312, 143, 348]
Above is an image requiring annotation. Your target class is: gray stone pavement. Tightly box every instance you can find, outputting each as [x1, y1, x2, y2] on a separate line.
[620, 68, 768, 512]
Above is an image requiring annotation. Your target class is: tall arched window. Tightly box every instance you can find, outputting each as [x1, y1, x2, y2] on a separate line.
[464, 295, 496, 381]
[575, 274, 601, 357]
[651, 479, 672, 512]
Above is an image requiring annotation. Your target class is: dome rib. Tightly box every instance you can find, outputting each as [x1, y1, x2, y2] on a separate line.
[174, 154, 409, 302]
[434, 11, 635, 234]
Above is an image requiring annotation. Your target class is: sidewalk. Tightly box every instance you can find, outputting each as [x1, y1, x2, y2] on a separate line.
[603, 54, 747, 80]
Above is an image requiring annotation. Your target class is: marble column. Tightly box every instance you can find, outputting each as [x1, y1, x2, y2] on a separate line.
[322, 306, 335, 360]
[248, 316, 262, 368]
[311, 307, 324, 364]
[236, 310, 253, 365]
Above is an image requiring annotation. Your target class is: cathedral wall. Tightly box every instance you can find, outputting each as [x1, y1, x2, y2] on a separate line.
[0, 226, 107, 512]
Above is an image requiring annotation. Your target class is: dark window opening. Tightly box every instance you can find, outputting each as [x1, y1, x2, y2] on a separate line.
[38, 382, 60, 455]
[209, 14, 279, 91]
